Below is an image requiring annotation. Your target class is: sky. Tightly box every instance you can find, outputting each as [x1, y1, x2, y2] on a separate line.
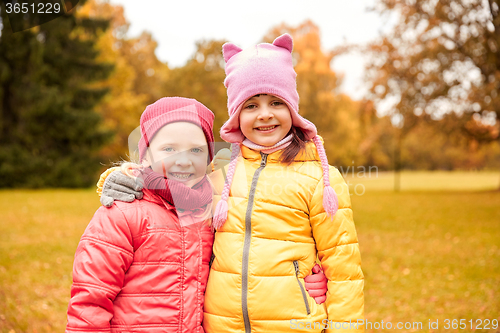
[108, 0, 393, 100]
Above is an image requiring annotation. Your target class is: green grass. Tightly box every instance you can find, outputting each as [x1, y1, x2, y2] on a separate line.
[0, 189, 100, 333]
[352, 191, 500, 332]
[0, 172, 499, 332]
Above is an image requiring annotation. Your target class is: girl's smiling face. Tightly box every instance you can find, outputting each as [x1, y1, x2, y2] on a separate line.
[239, 94, 292, 147]
[142, 122, 208, 187]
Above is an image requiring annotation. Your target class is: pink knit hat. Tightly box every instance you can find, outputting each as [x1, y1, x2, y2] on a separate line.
[212, 34, 338, 230]
[220, 33, 317, 143]
[138, 97, 215, 164]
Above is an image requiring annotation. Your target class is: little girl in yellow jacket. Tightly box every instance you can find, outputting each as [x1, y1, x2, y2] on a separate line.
[203, 34, 364, 333]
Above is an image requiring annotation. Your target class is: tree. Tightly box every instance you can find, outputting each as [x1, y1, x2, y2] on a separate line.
[77, 0, 169, 162]
[163, 39, 228, 144]
[401, 112, 500, 169]
[365, 0, 500, 188]
[0, 0, 113, 187]
[357, 99, 395, 170]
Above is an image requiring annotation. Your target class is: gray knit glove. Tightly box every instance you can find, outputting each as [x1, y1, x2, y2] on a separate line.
[100, 170, 144, 207]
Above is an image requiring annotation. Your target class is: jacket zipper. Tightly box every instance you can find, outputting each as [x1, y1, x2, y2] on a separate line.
[242, 152, 268, 333]
[293, 260, 311, 315]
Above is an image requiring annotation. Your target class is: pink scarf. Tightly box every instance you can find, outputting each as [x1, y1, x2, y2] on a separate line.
[241, 134, 293, 154]
[212, 134, 339, 230]
[140, 168, 213, 221]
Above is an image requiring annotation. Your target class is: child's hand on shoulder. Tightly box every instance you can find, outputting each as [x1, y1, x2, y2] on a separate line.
[100, 163, 144, 207]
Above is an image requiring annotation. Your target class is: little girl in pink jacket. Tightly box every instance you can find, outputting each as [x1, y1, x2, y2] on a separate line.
[66, 97, 216, 333]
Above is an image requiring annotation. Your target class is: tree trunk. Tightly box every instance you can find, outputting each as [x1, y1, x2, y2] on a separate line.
[498, 170, 500, 191]
[394, 130, 402, 192]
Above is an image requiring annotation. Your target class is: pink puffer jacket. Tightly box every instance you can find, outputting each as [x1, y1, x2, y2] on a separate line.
[66, 189, 214, 333]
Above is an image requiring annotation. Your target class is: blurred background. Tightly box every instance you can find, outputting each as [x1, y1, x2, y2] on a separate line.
[0, 0, 499, 332]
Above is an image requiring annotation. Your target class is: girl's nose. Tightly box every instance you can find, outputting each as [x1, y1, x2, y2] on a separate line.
[175, 152, 192, 167]
[257, 106, 274, 121]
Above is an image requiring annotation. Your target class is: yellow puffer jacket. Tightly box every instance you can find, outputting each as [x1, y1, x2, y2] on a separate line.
[204, 140, 364, 333]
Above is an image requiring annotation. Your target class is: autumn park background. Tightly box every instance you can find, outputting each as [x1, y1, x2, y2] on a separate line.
[1, 0, 499, 332]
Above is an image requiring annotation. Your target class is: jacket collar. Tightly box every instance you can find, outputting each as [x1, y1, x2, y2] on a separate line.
[240, 135, 322, 163]
[142, 188, 176, 210]
[142, 188, 210, 226]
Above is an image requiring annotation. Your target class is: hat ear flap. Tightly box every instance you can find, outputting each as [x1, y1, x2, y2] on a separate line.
[222, 43, 243, 62]
[272, 33, 293, 53]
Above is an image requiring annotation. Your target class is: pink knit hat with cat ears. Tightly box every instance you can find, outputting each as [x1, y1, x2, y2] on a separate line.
[211, 34, 338, 230]
[220, 33, 317, 143]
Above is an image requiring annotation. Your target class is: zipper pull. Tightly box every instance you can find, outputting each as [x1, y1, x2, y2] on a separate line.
[293, 260, 299, 276]
[260, 152, 268, 167]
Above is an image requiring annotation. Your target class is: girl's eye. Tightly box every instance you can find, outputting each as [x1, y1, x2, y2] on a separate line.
[191, 147, 203, 153]
[271, 101, 284, 106]
[244, 104, 257, 110]
[164, 147, 174, 152]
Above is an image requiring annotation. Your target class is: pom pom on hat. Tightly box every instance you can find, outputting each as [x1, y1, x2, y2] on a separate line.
[211, 197, 229, 230]
[312, 136, 339, 219]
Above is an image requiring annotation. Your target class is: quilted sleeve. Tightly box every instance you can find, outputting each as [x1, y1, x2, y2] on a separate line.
[309, 166, 365, 333]
[66, 205, 134, 333]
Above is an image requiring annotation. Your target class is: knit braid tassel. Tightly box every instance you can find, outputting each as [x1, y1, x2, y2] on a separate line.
[322, 186, 338, 219]
[312, 136, 339, 219]
[212, 199, 229, 230]
[211, 143, 240, 230]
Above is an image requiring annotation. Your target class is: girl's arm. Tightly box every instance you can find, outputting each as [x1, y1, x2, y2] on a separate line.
[310, 166, 364, 333]
[66, 205, 134, 333]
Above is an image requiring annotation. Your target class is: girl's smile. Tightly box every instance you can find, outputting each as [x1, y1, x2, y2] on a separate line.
[239, 94, 292, 146]
[142, 122, 209, 187]
[168, 172, 194, 180]
[254, 124, 279, 132]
